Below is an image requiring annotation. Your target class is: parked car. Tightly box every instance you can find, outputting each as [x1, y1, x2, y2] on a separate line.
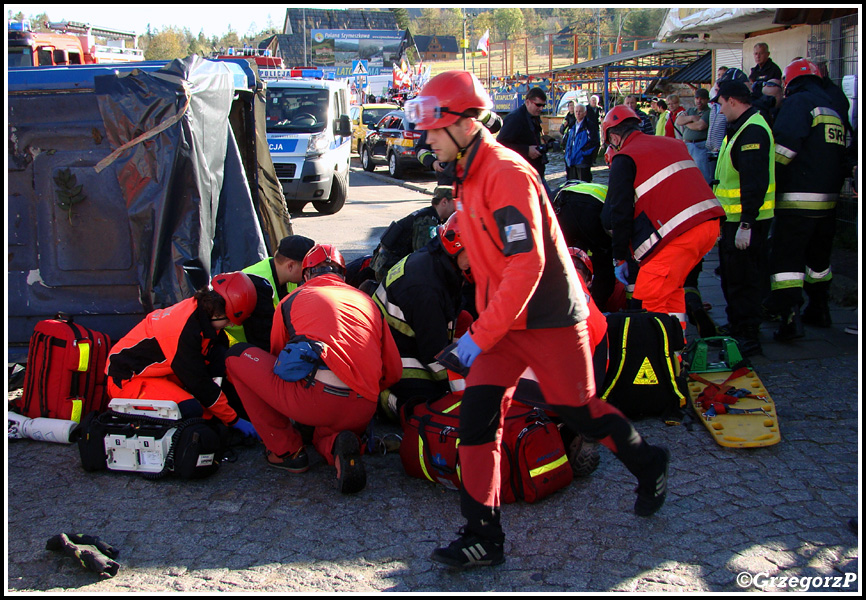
[349, 102, 398, 155]
[360, 110, 427, 179]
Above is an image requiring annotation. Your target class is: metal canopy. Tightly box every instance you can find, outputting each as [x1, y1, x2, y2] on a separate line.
[550, 46, 710, 110]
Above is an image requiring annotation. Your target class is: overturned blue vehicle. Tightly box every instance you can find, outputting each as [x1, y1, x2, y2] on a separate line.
[8, 56, 293, 363]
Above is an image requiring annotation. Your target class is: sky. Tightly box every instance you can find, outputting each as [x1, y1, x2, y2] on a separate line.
[6, 4, 298, 39]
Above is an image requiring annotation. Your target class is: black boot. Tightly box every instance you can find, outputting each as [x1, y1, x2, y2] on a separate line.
[774, 306, 804, 342]
[733, 325, 763, 357]
[802, 303, 832, 328]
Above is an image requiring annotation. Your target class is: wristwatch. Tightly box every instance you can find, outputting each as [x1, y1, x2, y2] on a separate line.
[739, 222, 751, 230]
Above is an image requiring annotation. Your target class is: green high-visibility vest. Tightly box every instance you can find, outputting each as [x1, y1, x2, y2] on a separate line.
[561, 181, 608, 203]
[713, 112, 775, 222]
[224, 258, 297, 345]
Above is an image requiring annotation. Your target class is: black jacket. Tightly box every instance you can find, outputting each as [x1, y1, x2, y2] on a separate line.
[380, 239, 464, 366]
[497, 103, 545, 174]
[772, 78, 850, 215]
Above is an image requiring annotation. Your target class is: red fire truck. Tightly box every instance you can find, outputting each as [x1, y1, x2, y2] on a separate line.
[8, 20, 144, 67]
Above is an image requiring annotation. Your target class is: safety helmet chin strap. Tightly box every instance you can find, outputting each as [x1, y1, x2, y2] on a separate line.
[444, 122, 481, 161]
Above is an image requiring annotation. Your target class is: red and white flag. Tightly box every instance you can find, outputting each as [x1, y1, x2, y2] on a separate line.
[393, 63, 404, 87]
[477, 29, 490, 57]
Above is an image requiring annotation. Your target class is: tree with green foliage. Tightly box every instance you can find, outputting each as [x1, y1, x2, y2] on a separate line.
[390, 7, 410, 31]
[144, 26, 187, 61]
[493, 7, 524, 41]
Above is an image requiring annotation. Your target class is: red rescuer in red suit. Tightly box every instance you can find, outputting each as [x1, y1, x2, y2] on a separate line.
[405, 71, 671, 569]
[224, 244, 402, 495]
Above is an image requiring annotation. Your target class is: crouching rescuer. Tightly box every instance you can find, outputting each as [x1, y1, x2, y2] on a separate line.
[105, 272, 260, 438]
[404, 71, 671, 569]
[224, 244, 402, 494]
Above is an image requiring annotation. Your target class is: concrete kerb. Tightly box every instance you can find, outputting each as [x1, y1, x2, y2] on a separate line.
[349, 164, 436, 197]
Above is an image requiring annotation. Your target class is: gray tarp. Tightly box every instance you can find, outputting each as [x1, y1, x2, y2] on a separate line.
[94, 56, 267, 308]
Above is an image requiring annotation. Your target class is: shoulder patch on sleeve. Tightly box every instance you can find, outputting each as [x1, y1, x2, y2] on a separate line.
[505, 223, 528, 244]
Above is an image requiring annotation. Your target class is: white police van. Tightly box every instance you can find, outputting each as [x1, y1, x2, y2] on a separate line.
[262, 69, 352, 214]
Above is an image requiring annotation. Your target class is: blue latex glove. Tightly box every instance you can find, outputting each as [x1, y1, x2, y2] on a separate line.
[456, 334, 482, 368]
[614, 260, 630, 286]
[233, 418, 260, 440]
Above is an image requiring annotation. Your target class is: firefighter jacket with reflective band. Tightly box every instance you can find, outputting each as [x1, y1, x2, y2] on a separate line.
[772, 79, 849, 215]
[714, 108, 775, 224]
[272, 274, 402, 401]
[610, 132, 724, 263]
[106, 298, 237, 425]
[373, 241, 464, 384]
[224, 258, 296, 345]
[454, 128, 587, 352]
[371, 205, 441, 280]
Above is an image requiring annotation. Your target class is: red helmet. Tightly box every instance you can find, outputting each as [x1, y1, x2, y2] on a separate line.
[211, 272, 256, 325]
[438, 212, 464, 257]
[601, 104, 640, 145]
[568, 247, 594, 279]
[301, 244, 346, 279]
[784, 58, 822, 89]
[405, 71, 493, 130]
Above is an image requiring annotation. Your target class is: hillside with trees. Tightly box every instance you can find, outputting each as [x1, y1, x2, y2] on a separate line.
[8, 7, 666, 64]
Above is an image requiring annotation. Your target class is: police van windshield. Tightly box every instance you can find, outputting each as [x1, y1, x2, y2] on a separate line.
[267, 88, 329, 133]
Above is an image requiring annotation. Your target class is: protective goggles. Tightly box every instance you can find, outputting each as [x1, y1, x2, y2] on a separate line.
[404, 96, 463, 128]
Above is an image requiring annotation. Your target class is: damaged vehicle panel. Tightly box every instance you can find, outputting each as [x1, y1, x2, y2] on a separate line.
[8, 56, 293, 363]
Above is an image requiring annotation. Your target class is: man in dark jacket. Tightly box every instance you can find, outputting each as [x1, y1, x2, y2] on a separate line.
[749, 42, 783, 98]
[497, 87, 551, 196]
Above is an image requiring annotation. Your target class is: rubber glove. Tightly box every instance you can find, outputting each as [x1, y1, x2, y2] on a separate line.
[233, 418, 260, 440]
[734, 225, 752, 250]
[614, 260, 630, 286]
[456, 334, 482, 369]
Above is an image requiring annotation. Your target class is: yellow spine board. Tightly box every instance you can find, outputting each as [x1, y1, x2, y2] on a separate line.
[687, 369, 781, 448]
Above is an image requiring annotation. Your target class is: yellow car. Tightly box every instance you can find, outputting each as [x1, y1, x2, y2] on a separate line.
[349, 103, 399, 155]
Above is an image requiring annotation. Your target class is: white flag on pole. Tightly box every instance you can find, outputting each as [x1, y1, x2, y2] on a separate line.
[477, 29, 490, 57]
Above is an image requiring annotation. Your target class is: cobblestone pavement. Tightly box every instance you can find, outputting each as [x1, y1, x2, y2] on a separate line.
[6, 148, 860, 594]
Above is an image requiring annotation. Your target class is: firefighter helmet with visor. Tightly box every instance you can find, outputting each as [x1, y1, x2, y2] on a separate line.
[405, 71, 493, 130]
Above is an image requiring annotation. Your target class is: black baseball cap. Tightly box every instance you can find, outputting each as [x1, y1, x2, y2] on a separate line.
[277, 235, 315, 261]
[713, 80, 752, 102]
[712, 68, 750, 102]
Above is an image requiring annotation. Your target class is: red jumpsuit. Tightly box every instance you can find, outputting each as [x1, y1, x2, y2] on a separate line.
[224, 274, 402, 464]
[106, 297, 238, 425]
[453, 128, 658, 543]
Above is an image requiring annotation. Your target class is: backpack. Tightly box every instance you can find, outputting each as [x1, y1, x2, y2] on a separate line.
[599, 310, 687, 420]
[16, 315, 111, 422]
[400, 394, 572, 503]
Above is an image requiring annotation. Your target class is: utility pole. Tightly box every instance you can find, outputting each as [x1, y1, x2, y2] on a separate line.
[462, 9, 467, 71]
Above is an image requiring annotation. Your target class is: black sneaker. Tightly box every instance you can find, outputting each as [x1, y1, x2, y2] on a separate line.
[563, 430, 600, 478]
[266, 447, 309, 473]
[333, 431, 366, 494]
[634, 446, 670, 517]
[431, 527, 505, 569]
